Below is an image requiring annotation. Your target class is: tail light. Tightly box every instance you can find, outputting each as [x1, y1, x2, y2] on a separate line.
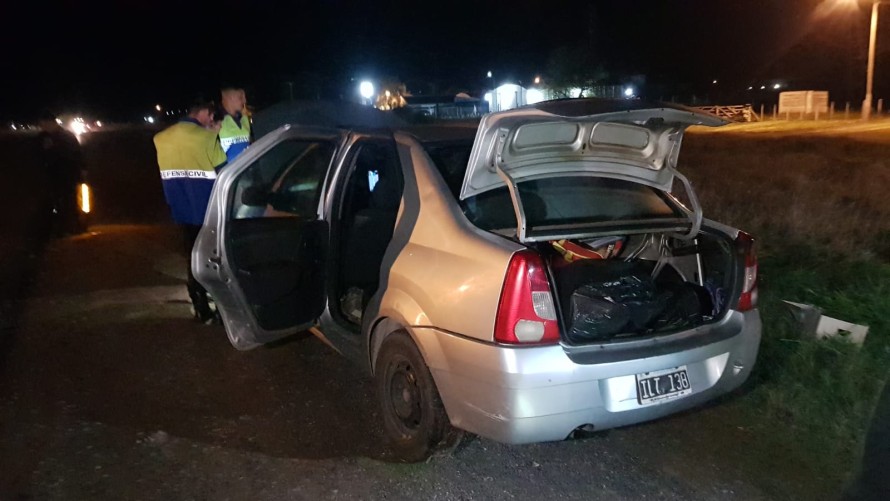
[494, 250, 560, 344]
[735, 231, 758, 311]
[78, 183, 92, 214]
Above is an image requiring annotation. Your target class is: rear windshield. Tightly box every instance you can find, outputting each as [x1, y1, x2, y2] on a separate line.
[424, 141, 682, 232]
[464, 177, 682, 231]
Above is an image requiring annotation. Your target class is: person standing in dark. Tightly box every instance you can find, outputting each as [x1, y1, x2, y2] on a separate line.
[37, 111, 86, 236]
[153, 100, 227, 323]
[218, 86, 251, 163]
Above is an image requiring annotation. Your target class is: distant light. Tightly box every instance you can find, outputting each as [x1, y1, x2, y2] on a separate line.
[773, 83, 781, 90]
[712, 79, 718, 84]
[359, 81, 374, 100]
[487, 71, 492, 78]
[534, 76, 541, 85]
[96, 121, 103, 127]
[384, 90, 391, 97]
[146, 116, 155, 124]
[155, 104, 162, 111]
[760, 85, 766, 90]
[55, 118, 63, 125]
[624, 87, 634, 98]
[569, 87, 583, 98]
[748, 86, 753, 90]
[10, 124, 16, 131]
[527, 88, 545, 105]
[69, 117, 88, 136]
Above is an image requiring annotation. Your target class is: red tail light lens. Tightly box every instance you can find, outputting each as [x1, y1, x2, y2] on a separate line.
[494, 250, 561, 344]
[736, 231, 758, 311]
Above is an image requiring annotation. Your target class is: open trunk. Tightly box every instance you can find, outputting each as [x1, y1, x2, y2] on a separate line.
[537, 228, 738, 344]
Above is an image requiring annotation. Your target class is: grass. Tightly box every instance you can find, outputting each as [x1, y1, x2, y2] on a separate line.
[752, 250, 890, 471]
[679, 126, 890, 490]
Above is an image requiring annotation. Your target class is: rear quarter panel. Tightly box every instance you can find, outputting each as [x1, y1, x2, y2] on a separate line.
[378, 133, 521, 342]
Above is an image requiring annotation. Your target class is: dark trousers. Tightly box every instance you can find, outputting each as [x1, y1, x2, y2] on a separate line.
[47, 182, 83, 236]
[180, 224, 211, 319]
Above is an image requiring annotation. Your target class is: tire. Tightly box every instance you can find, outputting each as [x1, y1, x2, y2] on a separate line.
[375, 330, 452, 462]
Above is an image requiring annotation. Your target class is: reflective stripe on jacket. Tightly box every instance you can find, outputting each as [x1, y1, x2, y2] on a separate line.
[219, 113, 251, 162]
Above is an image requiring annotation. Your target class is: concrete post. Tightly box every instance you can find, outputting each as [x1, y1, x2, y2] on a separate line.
[879, 98, 884, 115]
[846, 102, 851, 119]
[830, 102, 835, 119]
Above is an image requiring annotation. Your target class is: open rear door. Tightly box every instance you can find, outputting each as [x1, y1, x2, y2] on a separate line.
[194, 126, 344, 350]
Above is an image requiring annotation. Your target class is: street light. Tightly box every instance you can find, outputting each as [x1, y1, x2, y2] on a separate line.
[359, 81, 374, 106]
[862, 1, 886, 119]
[486, 71, 495, 111]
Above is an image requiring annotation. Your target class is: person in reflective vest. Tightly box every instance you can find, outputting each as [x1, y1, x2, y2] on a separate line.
[218, 86, 251, 163]
[153, 100, 227, 323]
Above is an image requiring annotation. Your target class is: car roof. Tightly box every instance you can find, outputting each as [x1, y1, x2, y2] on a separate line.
[401, 122, 479, 143]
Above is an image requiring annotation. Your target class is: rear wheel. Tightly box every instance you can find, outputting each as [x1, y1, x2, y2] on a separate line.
[375, 330, 452, 462]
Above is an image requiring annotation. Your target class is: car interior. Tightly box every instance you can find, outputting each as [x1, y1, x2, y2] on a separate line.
[335, 140, 404, 325]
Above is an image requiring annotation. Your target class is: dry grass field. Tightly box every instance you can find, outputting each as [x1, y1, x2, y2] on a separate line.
[683, 123, 890, 259]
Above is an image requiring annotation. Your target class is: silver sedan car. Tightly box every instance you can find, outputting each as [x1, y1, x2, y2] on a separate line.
[195, 99, 761, 462]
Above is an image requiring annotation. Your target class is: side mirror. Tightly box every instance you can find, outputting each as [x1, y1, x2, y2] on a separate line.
[241, 185, 270, 207]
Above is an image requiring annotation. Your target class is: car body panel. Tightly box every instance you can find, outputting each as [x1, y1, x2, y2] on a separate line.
[374, 133, 522, 343]
[412, 310, 760, 444]
[461, 102, 726, 200]
[194, 125, 345, 350]
[461, 101, 724, 243]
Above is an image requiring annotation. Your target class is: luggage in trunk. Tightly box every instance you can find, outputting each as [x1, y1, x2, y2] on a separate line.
[555, 259, 714, 343]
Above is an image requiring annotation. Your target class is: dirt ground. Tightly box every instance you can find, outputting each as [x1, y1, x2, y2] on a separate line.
[0, 126, 859, 500]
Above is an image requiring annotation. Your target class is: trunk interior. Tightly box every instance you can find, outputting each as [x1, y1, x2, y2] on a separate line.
[538, 229, 737, 344]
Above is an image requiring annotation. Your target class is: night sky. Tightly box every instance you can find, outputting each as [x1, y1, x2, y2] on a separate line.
[3, 0, 886, 122]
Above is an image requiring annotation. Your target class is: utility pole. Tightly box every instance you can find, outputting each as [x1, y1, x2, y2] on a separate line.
[863, 2, 882, 119]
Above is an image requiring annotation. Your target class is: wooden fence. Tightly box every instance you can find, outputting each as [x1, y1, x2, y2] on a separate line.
[694, 105, 758, 122]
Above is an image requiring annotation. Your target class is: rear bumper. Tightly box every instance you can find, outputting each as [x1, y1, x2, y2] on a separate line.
[413, 309, 761, 444]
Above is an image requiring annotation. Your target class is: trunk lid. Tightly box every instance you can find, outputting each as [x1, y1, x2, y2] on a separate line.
[460, 99, 726, 242]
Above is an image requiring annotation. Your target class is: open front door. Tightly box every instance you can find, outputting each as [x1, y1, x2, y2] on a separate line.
[194, 126, 343, 350]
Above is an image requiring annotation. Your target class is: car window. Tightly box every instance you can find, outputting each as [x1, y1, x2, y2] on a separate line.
[340, 140, 404, 220]
[230, 140, 335, 220]
[422, 142, 681, 231]
[424, 142, 472, 199]
[464, 177, 682, 231]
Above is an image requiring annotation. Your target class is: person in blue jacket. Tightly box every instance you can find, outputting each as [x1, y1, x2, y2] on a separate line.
[153, 99, 227, 323]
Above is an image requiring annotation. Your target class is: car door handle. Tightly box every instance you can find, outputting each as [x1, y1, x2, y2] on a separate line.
[208, 256, 222, 264]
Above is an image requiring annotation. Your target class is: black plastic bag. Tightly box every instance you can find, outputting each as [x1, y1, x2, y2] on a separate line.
[567, 271, 665, 342]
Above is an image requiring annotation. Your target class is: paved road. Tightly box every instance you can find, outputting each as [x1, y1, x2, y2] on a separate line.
[0, 127, 831, 500]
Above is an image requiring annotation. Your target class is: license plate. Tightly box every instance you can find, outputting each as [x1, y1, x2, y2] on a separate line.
[636, 366, 692, 405]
